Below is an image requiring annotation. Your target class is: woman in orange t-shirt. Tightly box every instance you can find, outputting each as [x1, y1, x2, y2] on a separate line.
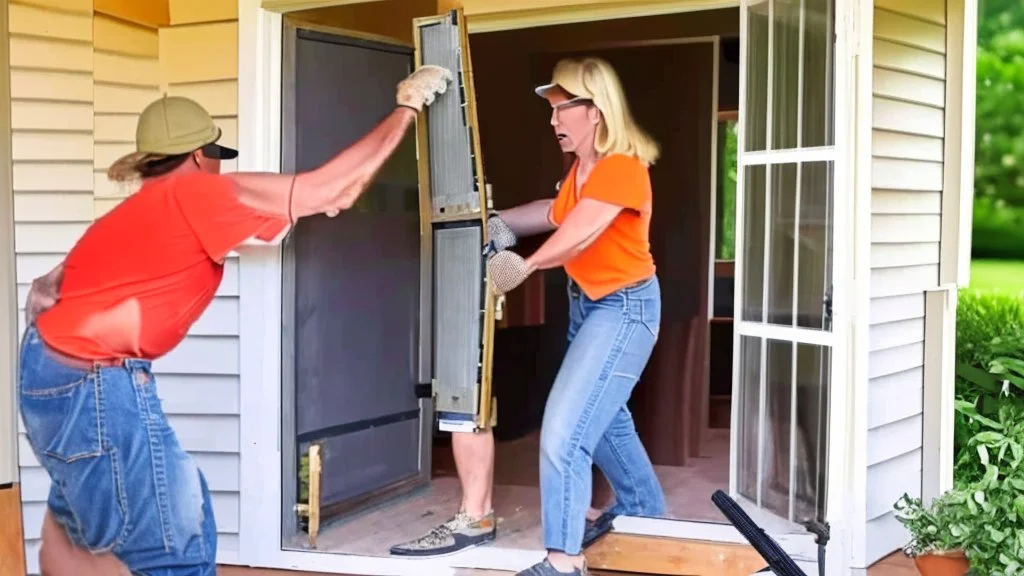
[486, 57, 666, 576]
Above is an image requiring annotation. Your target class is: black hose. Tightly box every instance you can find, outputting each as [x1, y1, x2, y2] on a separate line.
[711, 490, 809, 576]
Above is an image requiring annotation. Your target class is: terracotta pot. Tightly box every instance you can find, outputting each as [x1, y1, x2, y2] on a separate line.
[913, 549, 970, 576]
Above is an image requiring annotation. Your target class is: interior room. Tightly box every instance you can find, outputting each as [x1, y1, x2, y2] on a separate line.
[278, 3, 758, 558]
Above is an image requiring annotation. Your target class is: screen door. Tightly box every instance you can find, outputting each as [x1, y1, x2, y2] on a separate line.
[280, 22, 432, 536]
[414, 8, 498, 433]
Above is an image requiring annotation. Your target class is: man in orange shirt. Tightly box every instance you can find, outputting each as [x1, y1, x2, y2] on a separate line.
[19, 64, 450, 576]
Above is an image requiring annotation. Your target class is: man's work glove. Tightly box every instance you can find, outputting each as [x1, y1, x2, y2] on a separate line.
[487, 250, 530, 296]
[396, 65, 453, 112]
[483, 213, 518, 257]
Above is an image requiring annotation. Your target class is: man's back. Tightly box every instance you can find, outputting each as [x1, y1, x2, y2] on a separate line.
[36, 172, 282, 360]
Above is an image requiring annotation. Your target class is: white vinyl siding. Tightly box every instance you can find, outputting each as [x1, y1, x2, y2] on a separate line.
[864, 0, 947, 565]
[14, 2, 243, 570]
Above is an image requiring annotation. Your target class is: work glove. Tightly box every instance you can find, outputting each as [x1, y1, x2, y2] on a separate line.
[482, 213, 518, 257]
[487, 250, 530, 296]
[396, 65, 453, 112]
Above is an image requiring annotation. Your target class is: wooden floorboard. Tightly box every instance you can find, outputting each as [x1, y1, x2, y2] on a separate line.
[217, 550, 917, 575]
[1, 484, 27, 576]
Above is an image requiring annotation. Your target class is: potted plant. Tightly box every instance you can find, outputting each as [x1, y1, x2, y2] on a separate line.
[894, 491, 971, 575]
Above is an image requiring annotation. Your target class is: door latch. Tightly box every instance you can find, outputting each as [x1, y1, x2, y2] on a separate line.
[495, 294, 505, 322]
[823, 285, 834, 327]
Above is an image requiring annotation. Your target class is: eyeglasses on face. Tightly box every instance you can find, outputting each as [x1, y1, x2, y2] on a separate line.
[551, 96, 592, 111]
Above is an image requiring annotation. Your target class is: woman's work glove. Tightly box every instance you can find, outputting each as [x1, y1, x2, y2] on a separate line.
[487, 250, 530, 295]
[396, 65, 453, 112]
[483, 213, 518, 256]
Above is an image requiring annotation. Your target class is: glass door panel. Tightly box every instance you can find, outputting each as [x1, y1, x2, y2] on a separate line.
[733, 0, 837, 526]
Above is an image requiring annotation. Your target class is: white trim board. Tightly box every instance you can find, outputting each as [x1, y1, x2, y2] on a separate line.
[0, 0, 17, 486]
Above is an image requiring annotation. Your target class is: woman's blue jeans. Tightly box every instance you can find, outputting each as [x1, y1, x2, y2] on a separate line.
[540, 275, 667, 555]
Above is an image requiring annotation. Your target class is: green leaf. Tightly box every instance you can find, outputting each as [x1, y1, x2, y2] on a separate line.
[990, 526, 1008, 543]
[975, 431, 1006, 444]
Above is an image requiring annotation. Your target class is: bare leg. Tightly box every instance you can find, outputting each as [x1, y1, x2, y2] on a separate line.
[452, 428, 495, 516]
[389, 428, 497, 556]
[39, 510, 130, 576]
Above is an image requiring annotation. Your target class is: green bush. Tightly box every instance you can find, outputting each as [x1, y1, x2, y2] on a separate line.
[957, 289, 1024, 369]
[954, 289, 1024, 483]
[949, 401, 1024, 574]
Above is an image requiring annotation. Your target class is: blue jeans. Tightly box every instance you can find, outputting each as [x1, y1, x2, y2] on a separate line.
[540, 276, 667, 555]
[18, 325, 217, 575]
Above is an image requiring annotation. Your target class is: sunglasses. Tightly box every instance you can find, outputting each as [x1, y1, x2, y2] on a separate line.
[551, 96, 592, 111]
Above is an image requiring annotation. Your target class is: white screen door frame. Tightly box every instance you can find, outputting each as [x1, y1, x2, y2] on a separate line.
[729, 0, 853, 546]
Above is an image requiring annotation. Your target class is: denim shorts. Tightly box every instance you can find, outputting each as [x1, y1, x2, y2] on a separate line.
[18, 325, 217, 575]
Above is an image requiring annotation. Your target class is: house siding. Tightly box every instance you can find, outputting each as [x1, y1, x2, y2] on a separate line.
[865, 0, 947, 565]
[11, 1, 96, 571]
[157, 4, 242, 563]
[13, 0, 243, 570]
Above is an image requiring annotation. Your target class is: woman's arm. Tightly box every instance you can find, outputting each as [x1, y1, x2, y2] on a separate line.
[496, 199, 557, 237]
[523, 198, 621, 273]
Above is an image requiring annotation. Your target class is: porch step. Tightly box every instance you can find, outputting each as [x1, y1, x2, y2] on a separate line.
[584, 532, 788, 576]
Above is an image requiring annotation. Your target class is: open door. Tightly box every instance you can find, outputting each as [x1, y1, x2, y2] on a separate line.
[730, 0, 835, 529]
[279, 20, 434, 540]
[413, 9, 499, 433]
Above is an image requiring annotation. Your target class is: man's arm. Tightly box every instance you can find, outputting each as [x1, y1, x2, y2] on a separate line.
[25, 262, 64, 325]
[227, 65, 451, 221]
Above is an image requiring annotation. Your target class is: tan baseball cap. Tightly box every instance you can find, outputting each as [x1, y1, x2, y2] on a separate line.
[135, 95, 237, 159]
[107, 95, 237, 181]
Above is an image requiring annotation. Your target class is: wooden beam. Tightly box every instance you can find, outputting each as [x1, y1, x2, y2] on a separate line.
[261, 0, 383, 14]
[95, 0, 170, 28]
[439, 0, 737, 32]
[0, 485, 26, 576]
[584, 533, 768, 576]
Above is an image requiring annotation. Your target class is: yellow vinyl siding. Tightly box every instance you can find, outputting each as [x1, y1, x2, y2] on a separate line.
[9, 0, 94, 570]
[14, 1, 244, 569]
[865, 0, 947, 566]
[92, 14, 160, 217]
[156, 1, 243, 561]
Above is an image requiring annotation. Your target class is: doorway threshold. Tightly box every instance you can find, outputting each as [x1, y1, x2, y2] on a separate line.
[440, 517, 819, 575]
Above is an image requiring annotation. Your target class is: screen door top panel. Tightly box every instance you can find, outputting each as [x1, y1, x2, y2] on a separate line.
[418, 12, 482, 219]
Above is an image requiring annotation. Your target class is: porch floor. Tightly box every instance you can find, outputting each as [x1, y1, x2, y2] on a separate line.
[218, 550, 917, 575]
[285, 430, 730, 556]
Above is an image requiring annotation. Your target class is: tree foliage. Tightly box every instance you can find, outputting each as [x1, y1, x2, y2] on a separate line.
[972, 0, 1024, 257]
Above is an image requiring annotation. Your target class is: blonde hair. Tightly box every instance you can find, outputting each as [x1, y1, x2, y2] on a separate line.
[550, 57, 660, 166]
